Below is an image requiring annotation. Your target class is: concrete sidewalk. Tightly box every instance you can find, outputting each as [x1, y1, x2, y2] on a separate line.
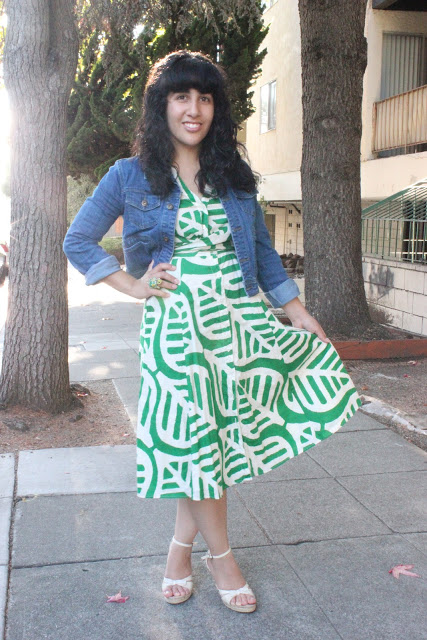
[1, 268, 427, 639]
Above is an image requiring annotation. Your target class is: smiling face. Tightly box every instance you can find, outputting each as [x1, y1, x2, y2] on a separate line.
[166, 88, 214, 157]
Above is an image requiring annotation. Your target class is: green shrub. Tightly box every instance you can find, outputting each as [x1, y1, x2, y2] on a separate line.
[100, 237, 124, 264]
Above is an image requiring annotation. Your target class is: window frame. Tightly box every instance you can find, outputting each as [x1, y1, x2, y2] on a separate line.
[260, 79, 277, 134]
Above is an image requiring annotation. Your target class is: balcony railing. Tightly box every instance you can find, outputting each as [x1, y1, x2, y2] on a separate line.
[372, 84, 427, 153]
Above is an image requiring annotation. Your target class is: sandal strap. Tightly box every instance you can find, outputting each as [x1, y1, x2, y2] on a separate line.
[162, 574, 193, 588]
[217, 583, 255, 605]
[201, 547, 232, 560]
[171, 536, 193, 548]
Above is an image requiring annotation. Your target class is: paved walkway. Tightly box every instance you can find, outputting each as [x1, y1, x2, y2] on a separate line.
[1, 267, 426, 639]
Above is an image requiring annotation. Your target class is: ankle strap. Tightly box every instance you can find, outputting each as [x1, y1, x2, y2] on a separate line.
[171, 535, 193, 548]
[203, 547, 231, 559]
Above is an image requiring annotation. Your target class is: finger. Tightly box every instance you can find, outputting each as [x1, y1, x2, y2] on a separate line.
[150, 288, 171, 299]
[145, 273, 177, 290]
[155, 262, 177, 271]
[160, 273, 180, 286]
[316, 328, 331, 343]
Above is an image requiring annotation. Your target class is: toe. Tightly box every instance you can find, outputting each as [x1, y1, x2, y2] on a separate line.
[231, 593, 256, 607]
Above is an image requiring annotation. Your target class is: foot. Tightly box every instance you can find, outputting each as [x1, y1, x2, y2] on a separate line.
[205, 551, 256, 608]
[163, 539, 193, 599]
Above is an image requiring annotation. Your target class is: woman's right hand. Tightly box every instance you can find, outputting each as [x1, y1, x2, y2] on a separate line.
[130, 260, 179, 300]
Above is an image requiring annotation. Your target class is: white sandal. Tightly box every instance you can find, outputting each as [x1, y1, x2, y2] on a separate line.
[162, 536, 194, 604]
[201, 547, 257, 613]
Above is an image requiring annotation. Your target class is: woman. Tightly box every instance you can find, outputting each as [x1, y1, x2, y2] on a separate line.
[63, 51, 361, 614]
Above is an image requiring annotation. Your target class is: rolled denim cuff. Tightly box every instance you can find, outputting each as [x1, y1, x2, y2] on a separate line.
[84, 255, 122, 286]
[264, 278, 300, 308]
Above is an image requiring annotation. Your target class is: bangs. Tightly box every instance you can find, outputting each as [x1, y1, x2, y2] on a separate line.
[157, 55, 223, 96]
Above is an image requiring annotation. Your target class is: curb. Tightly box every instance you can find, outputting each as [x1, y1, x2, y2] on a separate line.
[360, 394, 427, 451]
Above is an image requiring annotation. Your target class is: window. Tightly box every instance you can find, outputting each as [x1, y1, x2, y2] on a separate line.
[262, 0, 278, 11]
[260, 80, 276, 133]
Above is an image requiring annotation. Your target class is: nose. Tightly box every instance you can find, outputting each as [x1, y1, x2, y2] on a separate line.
[186, 94, 201, 117]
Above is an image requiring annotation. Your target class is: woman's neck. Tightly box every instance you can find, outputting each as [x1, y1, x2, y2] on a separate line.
[173, 147, 203, 196]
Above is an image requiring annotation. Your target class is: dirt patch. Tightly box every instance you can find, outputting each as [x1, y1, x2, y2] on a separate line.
[346, 357, 427, 430]
[0, 380, 136, 454]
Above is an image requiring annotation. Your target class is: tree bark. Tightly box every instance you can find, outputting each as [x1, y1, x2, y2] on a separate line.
[298, 0, 371, 336]
[1, 0, 79, 411]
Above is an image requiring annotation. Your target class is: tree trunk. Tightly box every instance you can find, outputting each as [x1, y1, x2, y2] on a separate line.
[298, 0, 371, 336]
[1, 0, 79, 412]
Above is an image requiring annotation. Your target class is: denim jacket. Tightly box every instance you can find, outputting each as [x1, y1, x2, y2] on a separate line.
[63, 156, 300, 308]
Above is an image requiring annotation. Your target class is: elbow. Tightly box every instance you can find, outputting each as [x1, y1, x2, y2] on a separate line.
[62, 234, 71, 259]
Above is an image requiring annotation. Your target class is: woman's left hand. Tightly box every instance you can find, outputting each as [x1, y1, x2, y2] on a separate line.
[281, 297, 331, 343]
[291, 313, 330, 343]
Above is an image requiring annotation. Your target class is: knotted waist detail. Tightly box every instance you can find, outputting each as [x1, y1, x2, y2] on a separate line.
[173, 240, 235, 257]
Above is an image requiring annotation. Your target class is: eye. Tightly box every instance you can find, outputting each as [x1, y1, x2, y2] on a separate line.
[200, 95, 212, 103]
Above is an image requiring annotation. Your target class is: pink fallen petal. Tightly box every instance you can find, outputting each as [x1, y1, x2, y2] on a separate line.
[388, 564, 421, 579]
[403, 374, 410, 378]
[106, 591, 130, 603]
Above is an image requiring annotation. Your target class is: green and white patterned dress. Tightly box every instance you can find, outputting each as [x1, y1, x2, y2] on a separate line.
[136, 178, 361, 500]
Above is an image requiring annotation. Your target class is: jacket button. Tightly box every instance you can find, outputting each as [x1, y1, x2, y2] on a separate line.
[164, 236, 169, 242]
[141, 199, 148, 207]
[167, 203, 173, 210]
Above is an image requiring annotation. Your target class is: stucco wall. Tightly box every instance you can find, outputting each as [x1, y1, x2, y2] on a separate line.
[245, 0, 302, 178]
[246, 0, 427, 203]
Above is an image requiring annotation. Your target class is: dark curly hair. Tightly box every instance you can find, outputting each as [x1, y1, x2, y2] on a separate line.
[132, 50, 257, 197]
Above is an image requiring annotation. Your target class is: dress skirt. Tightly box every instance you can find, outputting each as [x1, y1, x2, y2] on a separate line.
[136, 180, 361, 500]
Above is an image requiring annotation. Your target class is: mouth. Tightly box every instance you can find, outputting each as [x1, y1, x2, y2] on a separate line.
[183, 122, 202, 132]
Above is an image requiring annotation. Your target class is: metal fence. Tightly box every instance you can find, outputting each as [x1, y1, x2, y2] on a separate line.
[362, 179, 427, 264]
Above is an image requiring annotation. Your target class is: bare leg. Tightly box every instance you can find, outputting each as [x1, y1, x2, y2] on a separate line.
[163, 491, 256, 607]
[163, 498, 198, 598]
[187, 491, 256, 607]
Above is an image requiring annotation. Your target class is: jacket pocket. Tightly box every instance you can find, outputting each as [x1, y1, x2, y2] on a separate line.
[124, 191, 161, 230]
[123, 241, 149, 279]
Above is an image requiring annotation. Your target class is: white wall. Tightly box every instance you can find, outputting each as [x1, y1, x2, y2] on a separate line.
[363, 256, 427, 335]
[246, 0, 427, 203]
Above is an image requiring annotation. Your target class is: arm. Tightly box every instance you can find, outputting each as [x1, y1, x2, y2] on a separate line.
[254, 200, 301, 307]
[99, 260, 179, 300]
[63, 162, 124, 285]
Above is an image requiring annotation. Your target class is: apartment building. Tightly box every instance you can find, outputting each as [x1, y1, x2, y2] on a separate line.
[246, 0, 427, 334]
